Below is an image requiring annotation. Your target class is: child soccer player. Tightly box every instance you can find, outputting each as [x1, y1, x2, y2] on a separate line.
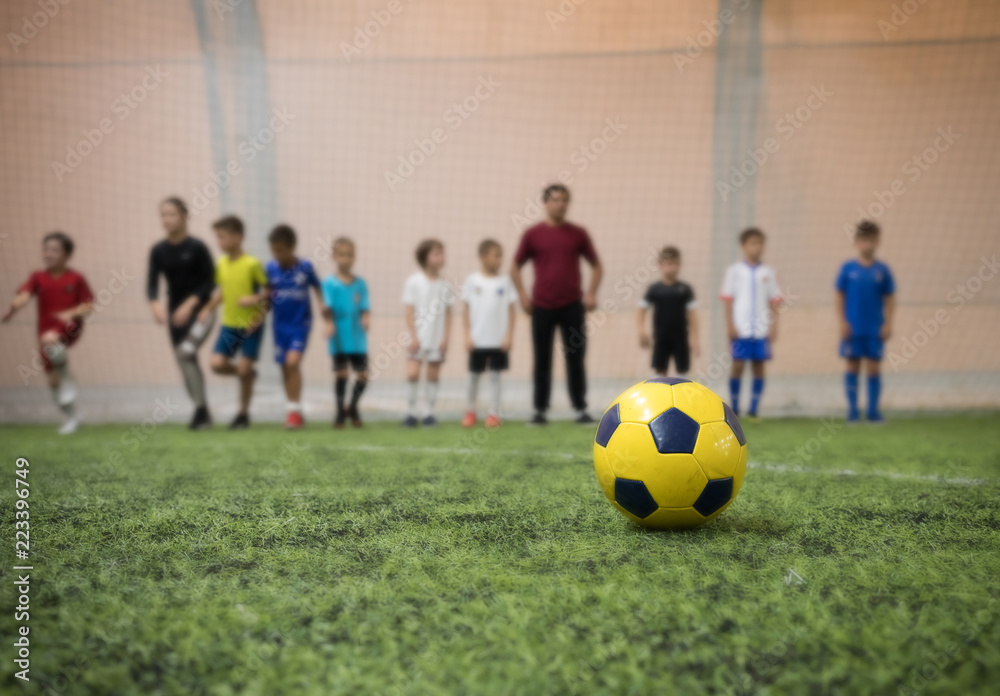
[321, 237, 371, 428]
[199, 215, 268, 429]
[836, 220, 896, 423]
[266, 224, 323, 429]
[147, 197, 216, 430]
[402, 239, 454, 427]
[720, 227, 783, 418]
[637, 246, 700, 376]
[461, 239, 516, 428]
[2, 232, 94, 434]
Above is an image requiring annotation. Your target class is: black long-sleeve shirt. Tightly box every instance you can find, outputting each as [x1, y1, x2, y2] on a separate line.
[147, 236, 215, 309]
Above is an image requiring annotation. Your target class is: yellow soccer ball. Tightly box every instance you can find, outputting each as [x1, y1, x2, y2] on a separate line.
[593, 377, 747, 529]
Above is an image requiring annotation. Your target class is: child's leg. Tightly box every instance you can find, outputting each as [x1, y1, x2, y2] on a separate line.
[749, 361, 765, 416]
[283, 350, 303, 412]
[844, 358, 861, 419]
[335, 367, 349, 417]
[424, 362, 441, 418]
[236, 356, 256, 415]
[406, 359, 421, 418]
[488, 369, 502, 417]
[466, 371, 481, 414]
[729, 359, 745, 412]
[864, 358, 882, 419]
[349, 364, 368, 415]
[210, 353, 237, 376]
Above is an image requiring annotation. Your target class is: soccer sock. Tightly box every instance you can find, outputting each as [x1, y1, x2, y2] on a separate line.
[845, 372, 859, 416]
[750, 378, 764, 415]
[50, 387, 75, 419]
[867, 375, 882, 417]
[407, 380, 419, 417]
[350, 380, 366, 411]
[177, 356, 207, 407]
[425, 381, 438, 417]
[729, 378, 741, 412]
[335, 376, 348, 412]
[488, 370, 502, 417]
[287, 401, 301, 413]
[466, 373, 480, 412]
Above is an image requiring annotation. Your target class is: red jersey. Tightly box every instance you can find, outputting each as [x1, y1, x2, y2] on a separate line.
[514, 221, 599, 309]
[19, 269, 94, 334]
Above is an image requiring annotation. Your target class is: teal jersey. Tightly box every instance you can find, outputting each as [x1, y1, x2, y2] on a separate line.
[321, 274, 370, 354]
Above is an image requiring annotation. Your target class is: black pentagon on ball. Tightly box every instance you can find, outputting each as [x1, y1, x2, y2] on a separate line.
[693, 477, 733, 517]
[647, 407, 700, 454]
[595, 403, 620, 447]
[723, 402, 746, 446]
[614, 478, 658, 519]
[644, 376, 691, 385]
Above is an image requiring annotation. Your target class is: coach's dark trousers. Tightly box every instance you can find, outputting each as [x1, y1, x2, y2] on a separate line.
[531, 301, 587, 413]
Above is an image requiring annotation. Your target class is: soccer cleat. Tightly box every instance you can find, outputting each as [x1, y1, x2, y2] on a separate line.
[285, 412, 304, 430]
[484, 414, 501, 429]
[58, 417, 79, 435]
[529, 412, 548, 426]
[334, 409, 347, 429]
[867, 412, 885, 424]
[402, 415, 418, 428]
[462, 411, 476, 428]
[575, 412, 595, 425]
[348, 406, 363, 428]
[189, 406, 212, 430]
[229, 413, 250, 430]
[422, 415, 438, 427]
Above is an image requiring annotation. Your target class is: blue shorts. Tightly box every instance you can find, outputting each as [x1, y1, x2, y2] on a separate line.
[731, 338, 771, 362]
[840, 336, 884, 360]
[274, 322, 311, 365]
[213, 325, 264, 361]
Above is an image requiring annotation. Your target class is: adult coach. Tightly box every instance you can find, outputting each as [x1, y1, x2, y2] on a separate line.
[147, 197, 216, 429]
[511, 184, 603, 425]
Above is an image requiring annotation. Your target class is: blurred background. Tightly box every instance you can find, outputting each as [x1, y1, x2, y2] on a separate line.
[1, 0, 998, 422]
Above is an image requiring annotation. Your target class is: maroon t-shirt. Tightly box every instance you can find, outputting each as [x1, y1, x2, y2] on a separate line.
[19, 269, 94, 335]
[514, 221, 599, 310]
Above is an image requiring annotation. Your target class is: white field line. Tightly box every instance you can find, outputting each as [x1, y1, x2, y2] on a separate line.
[319, 444, 997, 487]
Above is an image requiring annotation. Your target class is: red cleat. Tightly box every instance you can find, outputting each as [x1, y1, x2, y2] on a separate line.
[484, 414, 502, 429]
[461, 411, 476, 428]
[285, 411, 304, 430]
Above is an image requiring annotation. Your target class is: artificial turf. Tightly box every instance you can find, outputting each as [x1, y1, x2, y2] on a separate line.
[1, 415, 999, 695]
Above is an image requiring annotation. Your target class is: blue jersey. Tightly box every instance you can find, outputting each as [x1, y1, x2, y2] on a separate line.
[836, 259, 895, 336]
[322, 274, 370, 354]
[266, 258, 320, 329]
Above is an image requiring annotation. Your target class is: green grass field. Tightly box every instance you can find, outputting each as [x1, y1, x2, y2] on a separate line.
[2, 415, 999, 695]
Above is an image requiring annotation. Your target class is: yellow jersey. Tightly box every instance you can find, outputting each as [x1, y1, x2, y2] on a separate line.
[215, 253, 268, 329]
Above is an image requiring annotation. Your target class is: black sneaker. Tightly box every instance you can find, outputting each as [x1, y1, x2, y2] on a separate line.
[334, 410, 347, 429]
[529, 412, 548, 426]
[402, 415, 418, 428]
[575, 412, 595, 425]
[422, 415, 438, 427]
[229, 413, 250, 430]
[189, 406, 212, 430]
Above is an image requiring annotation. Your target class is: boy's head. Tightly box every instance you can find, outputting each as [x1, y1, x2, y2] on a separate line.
[854, 220, 880, 259]
[542, 184, 570, 223]
[42, 232, 73, 270]
[159, 197, 188, 235]
[212, 215, 245, 254]
[416, 239, 445, 272]
[478, 239, 503, 274]
[658, 246, 681, 280]
[332, 237, 355, 273]
[739, 227, 765, 263]
[268, 224, 297, 266]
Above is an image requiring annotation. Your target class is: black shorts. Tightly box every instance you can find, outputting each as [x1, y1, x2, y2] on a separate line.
[333, 353, 368, 371]
[652, 334, 690, 374]
[469, 348, 509, 373]
[168, 302, 211, 348]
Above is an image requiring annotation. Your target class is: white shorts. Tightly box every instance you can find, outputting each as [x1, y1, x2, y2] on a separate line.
[409, 346, 444, 363]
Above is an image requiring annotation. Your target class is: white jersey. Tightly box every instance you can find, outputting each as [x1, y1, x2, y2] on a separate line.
[719, 262, 783, 338]
[462, 272, 516, 348]
[402, 271, 457, 350]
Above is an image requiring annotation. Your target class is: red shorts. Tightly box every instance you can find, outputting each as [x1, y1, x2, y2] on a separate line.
[39, 322, 83, 373]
